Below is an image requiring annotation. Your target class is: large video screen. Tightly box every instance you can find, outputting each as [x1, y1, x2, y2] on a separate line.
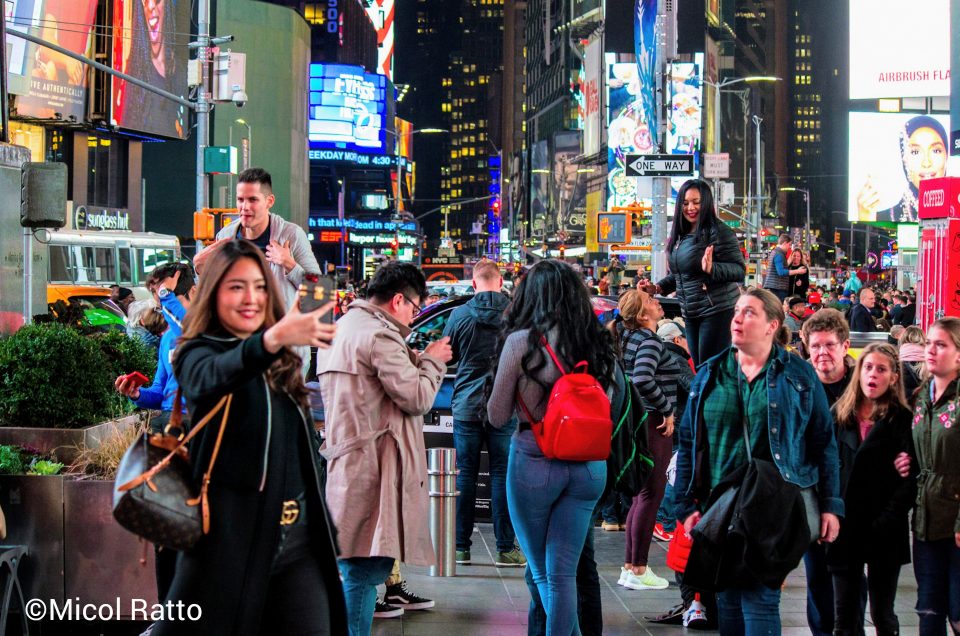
[111, 0, 191, 139]
[848, 112, 950, 223]
[6, 0, 98, 120]
[308, 64, 388, 154]
[849, 0, 949, 99]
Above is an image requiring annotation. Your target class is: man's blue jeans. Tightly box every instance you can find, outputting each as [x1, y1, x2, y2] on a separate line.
[507, 433, 606, 636]
[525, 529, 602, 636]
[338, 556, 395, 636]
[913, 536, 960, 636]
[717, 582, 782, 636]
[454, 418, 516, 553]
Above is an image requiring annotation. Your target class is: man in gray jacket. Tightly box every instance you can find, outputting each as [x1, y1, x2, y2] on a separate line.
[442, 259, 526, 568]
[195, 167, 320, 369]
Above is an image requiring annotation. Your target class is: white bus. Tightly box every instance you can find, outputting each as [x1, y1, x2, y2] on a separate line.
[43, 230, 182, 289]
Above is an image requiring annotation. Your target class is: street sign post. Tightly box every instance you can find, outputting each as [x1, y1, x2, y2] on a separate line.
[624, 154, 695, 177]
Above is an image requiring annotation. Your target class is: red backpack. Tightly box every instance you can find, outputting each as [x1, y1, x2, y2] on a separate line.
[517, 338, 613, 461]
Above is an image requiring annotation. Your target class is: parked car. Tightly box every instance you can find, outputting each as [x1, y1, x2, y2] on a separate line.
[46, 284, 126, 331]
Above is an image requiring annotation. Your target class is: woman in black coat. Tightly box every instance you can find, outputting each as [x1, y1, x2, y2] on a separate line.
[646, 179, 746, 365]
[827, 343, 915, 636]
[787, 249, 810, 298]
[162, 240, 346, 635]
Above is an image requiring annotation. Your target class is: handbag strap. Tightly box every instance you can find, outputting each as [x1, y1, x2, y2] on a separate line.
[117, 393, 230, 494]
[186, 394, 233, 535]
[737, 359, 753, 464]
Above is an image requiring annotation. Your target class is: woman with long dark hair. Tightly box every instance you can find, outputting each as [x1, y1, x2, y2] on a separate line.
[827, 343, 914, 636]
[163, 239, 346, 635]
[487, 259, 622, 635]
[645, 179, 745, 365]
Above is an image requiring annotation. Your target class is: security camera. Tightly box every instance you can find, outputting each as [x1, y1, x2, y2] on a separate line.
[231, 89, 248, 108]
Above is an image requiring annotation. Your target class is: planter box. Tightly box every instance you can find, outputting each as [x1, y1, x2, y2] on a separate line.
[0, 413, 144, 464]
[64, 479, 157, 613]
[0, 474, 157, 614]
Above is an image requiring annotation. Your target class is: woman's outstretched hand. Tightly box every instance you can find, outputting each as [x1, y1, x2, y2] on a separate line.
[263, 300, 337, 353]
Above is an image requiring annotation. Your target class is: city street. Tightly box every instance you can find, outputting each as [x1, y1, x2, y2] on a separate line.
[372, 524, 921, 635]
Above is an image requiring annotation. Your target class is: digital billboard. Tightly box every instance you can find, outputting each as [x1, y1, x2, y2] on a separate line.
[667, 55, 703, 159]
[848, 112, 950, 223]
[553, 131, 586, 235]
[607, 55, 653, 211]
[112, 0, 191, 138]
[849, 0, 950, 99]
[308, 64, 388, 154]
[530, 140, 550, 239]
[364, 0, 395, 80]
[6, 0, 98, 120]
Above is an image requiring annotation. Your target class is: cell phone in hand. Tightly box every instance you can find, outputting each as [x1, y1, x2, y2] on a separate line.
[124, 371, 150, 387]
[298, 277, 335, 324]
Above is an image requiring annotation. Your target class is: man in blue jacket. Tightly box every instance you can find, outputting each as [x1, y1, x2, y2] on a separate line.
[114, 262, 195, 601]
[442, 259, 525, 567]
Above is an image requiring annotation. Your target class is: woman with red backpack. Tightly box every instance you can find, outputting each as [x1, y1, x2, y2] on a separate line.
[487, 260, 623, 635]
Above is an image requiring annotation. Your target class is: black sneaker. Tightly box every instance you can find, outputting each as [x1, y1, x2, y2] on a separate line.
[384, 581, 435, 610]
[373, 600, 404, 619]
[644, 603, 686, 625]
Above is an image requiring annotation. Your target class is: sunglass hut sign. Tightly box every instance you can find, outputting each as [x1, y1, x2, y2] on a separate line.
[74, 206, 131, 231]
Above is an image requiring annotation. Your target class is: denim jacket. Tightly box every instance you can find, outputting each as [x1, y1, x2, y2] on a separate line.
[674, 345, 844, 522]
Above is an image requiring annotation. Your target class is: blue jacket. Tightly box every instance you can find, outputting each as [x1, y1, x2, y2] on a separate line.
[674, 345, 843, 522]
[442, 291, 510, 421]
[134, 292, 186, 413]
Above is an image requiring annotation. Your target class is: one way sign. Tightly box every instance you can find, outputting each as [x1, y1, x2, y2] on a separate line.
[625, 154, 695, 177]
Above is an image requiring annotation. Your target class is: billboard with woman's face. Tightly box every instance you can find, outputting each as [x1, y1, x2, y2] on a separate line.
[111, 0, 190, 139]
[849, 112, 950, 223]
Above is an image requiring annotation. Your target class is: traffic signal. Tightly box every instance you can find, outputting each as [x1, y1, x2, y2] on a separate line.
[388, 238, 399, 254]
[834, 231, 841, 244]
[492, 198, 501, 216]
[193, 211, 215, 240]
[558, 244, 566, 259]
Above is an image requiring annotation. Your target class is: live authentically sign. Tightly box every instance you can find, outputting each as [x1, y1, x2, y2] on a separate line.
[624, 154, 695, 177]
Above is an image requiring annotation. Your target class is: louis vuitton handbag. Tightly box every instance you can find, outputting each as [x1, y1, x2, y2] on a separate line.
[113, 391, 232, 550]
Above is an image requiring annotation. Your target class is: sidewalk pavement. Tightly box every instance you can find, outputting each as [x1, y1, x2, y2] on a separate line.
[373, 523, 920, 636]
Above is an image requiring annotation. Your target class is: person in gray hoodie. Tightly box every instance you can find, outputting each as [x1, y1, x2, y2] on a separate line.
[442, 259, 526, 567]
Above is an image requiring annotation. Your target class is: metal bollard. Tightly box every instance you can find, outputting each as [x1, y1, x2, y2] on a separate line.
[427, 447, 459, 577]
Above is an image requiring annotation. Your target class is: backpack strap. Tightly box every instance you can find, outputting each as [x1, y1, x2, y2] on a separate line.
[539, 335, 569, 374]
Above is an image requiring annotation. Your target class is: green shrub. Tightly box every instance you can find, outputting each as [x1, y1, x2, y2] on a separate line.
[0, 444, 62, 475]
[0, 324, 113, 427]
[91, 330, 157, 418]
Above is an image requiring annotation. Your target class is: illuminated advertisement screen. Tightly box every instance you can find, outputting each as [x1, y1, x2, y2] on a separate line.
[111, 0, 190, 139]
[897, 223, 919, 250]
[848, 112, 950, 223]
[849, 0, 949, 99]
[309, 64, 388, 154]
[7, 0, 98, 120]
[667, 55, 704, 192]
[364, 0, 395, 80]
[606, 55, 651, 211]
[530, 140, 550, 239]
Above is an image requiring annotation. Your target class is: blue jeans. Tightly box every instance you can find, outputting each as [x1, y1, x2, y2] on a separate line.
[338, 556, 395, 636]
[685, 307, 735, 366]
[508, 433, 606, 636]
[454, 418, 516, 552]
[913, 536, 960, 636]
[598, 489, 629, 524]
[526, 529, 602, 636]
[717, 582, 782, 636]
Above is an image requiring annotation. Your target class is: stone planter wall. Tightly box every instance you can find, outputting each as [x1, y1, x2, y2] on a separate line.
[0, 413, 144, 464]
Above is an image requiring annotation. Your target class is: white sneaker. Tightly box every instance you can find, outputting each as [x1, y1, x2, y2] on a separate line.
[683, 599, 708, 627]
[622, 566, 669, 590]
[617, 566, 629, 586]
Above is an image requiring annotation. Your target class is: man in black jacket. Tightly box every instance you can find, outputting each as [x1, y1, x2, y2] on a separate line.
[846, 288, 877, 333]
[441, 259, 525, 568]
[893, 294, 916, 327]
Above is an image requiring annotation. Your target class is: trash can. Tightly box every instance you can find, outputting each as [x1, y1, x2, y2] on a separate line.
[427, 447, 458, 577]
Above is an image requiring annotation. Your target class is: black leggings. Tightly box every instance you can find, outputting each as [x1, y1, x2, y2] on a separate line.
[833, 561, 901, 636]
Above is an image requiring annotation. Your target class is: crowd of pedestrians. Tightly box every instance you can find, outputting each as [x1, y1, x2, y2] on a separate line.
[107, 172, 959, 636]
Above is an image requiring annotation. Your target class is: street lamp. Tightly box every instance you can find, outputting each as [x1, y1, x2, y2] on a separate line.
[780, 186, 811, 252]
[700, 76, 780, 154]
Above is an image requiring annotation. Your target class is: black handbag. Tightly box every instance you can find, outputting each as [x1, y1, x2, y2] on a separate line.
[113, 391, 232, 551]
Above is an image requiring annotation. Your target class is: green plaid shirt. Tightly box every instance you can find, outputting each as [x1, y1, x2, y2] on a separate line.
[701, 349, 773, 490]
